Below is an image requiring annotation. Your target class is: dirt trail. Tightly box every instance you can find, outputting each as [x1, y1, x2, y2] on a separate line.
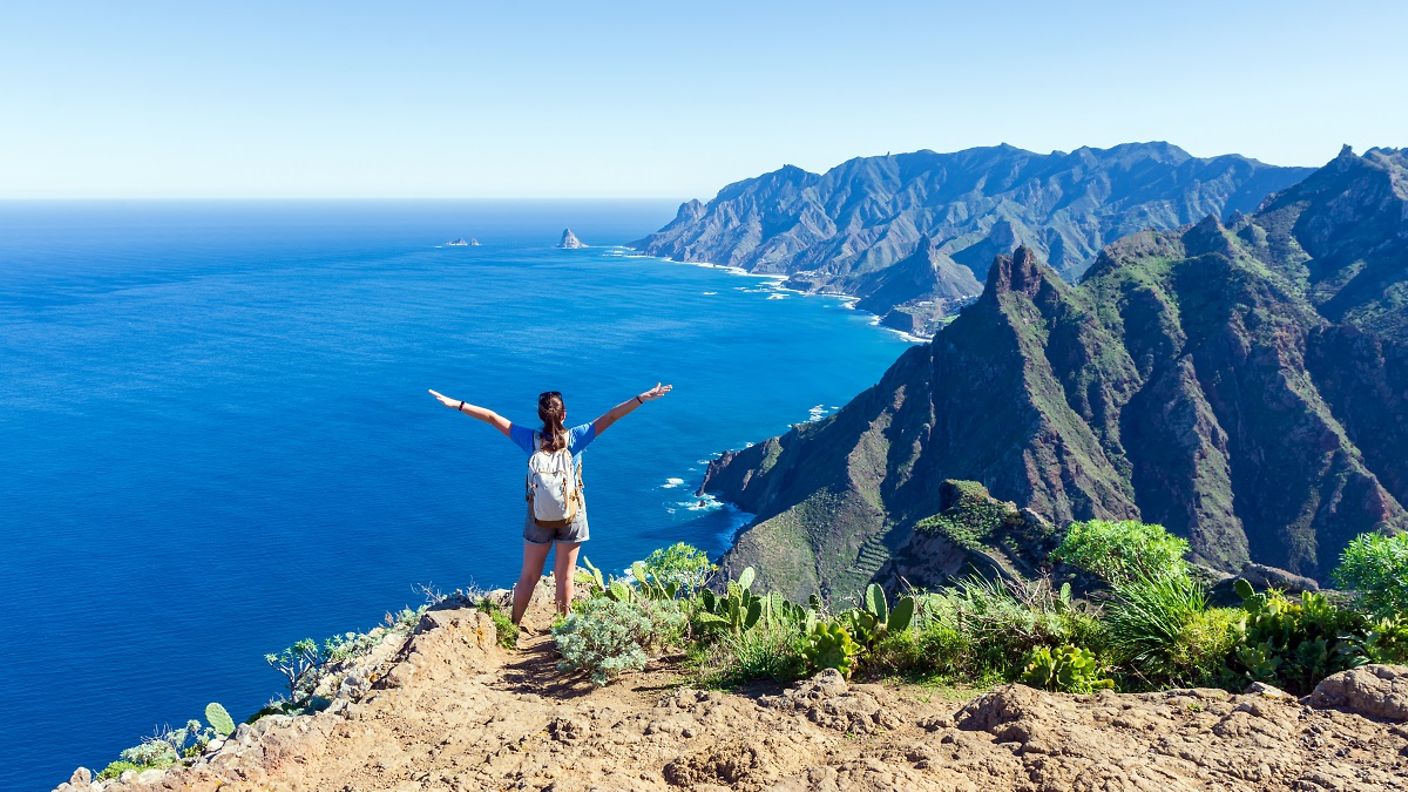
[59, 591, 1408, 792]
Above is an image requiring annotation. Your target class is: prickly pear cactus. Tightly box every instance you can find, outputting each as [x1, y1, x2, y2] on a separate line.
[887, 595, 915, 633]
[736, 567, 756, 591]
[205, 702, 235, 737]
[864, 583, 888, 622]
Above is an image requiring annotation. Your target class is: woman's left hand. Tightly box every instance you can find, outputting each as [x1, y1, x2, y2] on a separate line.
[428, 388, 459, 409]
[639, 383, 673, 402]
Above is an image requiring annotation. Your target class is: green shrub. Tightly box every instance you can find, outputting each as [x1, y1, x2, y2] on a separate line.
[324, 631, 380, 665]
[914, 617, 974, 677]
[112, 717, 212, 774]
[833, 585, 917, 654]
[1167, 607, 1244, 686]
[915, 481, 1014, 549]
[945, 575, 1105, 676]
[552, 597, 683, 685]
[265, 638, 323, 702]
[700, 620, 808, 686]
[97, 760, 141, 780]
[1359, 616, 1408, 664]
[1052, 519, 1190, 585]
[864, 629, 928, 678]
[1106, 571, 1209, 686]
[1333, 532, 1408, 619]
[386, 605, 427, 633]
[637, 542, 716, 597]
[118, 738, 177, 768]
[1021, 644, 1113, 693]
[1231, 583, 1365, 694]
[476, 599, 518, 649]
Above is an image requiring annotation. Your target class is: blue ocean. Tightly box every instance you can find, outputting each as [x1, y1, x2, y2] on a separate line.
[0, 200, 912, 790]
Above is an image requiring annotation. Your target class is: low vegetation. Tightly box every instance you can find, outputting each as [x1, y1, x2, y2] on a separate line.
[92, 527, 1408, 782]
[553, 529, 1407, 700]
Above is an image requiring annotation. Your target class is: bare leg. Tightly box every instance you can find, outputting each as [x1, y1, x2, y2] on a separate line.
[553, 541, 583, 616]
[512, 541, 552, 624]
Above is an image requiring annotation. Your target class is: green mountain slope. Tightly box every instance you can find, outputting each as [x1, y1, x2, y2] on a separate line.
[703, 147, 1408, 599]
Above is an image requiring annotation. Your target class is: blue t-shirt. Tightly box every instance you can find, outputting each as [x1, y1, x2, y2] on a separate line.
[509, 421, 597, 461]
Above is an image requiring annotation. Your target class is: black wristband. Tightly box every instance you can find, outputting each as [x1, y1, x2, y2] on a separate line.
[635, 395, 644, 405]
[458, 400, 465, 412]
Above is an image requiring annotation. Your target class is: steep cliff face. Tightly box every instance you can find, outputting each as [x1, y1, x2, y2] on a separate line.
[1254, 146, 1408, 341]
[704, 148, 1408, 598]
[635, 143, 1312, 335]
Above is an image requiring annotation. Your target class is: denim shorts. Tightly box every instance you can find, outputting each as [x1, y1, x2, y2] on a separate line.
[523, 504, 590, 544]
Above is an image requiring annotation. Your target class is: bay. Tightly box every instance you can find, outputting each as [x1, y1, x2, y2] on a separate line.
[0, 200, 912, 789]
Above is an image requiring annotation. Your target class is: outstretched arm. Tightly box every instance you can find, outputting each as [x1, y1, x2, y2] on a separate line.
[428, 389, 511, 438]
[594, 383, 672, 436]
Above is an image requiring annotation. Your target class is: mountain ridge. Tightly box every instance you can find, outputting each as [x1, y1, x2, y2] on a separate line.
[634, 142, 1314, 335]
[701, 147, 1408, 600]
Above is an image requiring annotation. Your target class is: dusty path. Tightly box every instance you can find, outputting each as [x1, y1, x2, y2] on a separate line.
[60, 593, 1408, 792]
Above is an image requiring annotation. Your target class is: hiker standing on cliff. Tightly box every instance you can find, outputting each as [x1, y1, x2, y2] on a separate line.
[427, 384, 673, 625]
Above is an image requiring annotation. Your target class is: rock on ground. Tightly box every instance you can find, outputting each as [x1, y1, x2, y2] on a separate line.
[1309, 664, 1408, 722]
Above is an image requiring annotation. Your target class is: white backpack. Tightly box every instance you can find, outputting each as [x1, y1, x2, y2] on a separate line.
[525, 435, 583, 528]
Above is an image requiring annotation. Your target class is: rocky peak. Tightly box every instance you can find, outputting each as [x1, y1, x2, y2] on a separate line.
[632, 143, 1312, 335]
[676, 199, 705, 223]
[557, 228, 587, 249]
[983, 245, 1059, 301]
[1181, 214, 1236, 259]
[988, 218, 1019, 249]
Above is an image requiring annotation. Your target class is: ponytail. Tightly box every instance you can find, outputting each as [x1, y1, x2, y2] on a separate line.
[537, 391, 568, 452]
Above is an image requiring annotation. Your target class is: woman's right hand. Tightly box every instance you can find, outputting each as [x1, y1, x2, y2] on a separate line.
[428, 388, 459, 409]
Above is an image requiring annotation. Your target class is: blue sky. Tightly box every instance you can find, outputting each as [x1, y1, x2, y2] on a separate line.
[2, 0, 1403, 198]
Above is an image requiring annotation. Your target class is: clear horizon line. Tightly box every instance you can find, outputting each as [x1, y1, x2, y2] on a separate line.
[0, 195, 694, 202]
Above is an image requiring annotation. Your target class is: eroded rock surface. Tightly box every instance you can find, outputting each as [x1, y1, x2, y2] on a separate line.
[60, 597, 1408, 791]
[1309, 664, 1408, 722]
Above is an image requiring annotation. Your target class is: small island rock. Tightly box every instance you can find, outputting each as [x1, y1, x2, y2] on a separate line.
[558, 228, 587, 249]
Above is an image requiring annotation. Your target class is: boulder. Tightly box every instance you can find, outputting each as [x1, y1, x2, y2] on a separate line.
[1210, 562, 1321, 605]
[1238, 563, 1321, 593]
[1308, 664, 1408, 722]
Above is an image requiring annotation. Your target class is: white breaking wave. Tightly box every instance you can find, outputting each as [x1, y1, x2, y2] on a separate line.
[766, 293, 787, 300]
[661, 477, 686, 489]
[678, 493, 723, 512]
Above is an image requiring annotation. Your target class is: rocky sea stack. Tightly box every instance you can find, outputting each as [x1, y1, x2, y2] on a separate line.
[558, 228, 587, 249]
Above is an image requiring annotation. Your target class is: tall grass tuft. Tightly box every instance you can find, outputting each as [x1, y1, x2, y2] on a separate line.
[1106, 571, 1209, 685]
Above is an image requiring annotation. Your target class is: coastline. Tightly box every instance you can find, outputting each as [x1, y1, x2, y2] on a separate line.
[612, 247, 929, 559]
[610, 246, 919, 557]
[614, 246, 930, 344]
[5, 210, 920, 792]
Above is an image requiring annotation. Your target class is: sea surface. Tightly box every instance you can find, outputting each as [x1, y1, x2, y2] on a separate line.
[0, 200, 913, 789]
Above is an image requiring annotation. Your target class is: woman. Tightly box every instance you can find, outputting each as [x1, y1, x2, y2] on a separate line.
[427, 383, 672, 625]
